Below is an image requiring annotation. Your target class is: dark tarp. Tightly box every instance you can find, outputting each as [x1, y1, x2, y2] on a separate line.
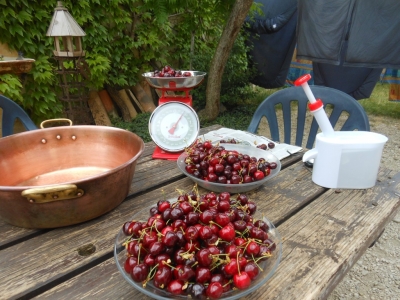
[312, 35, 383, 100]
[313, 62, 383, 100]
[244, 0, 297, 89]
[296, 0, 400, 69]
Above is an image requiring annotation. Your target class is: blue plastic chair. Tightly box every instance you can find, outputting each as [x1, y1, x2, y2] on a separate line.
[0, 95, 37, 137]
[247, 85, 370, 149]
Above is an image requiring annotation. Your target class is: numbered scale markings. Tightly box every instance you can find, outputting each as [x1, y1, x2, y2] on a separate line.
[149, 101, 200, 152]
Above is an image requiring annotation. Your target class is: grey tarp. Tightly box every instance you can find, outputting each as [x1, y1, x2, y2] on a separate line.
[296, 0, 400, 69]
[244, 0, 297, 88]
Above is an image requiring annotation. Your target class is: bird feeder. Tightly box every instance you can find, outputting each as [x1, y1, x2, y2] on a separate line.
[46, 1, 86, 57]
[46, 1, 93, 125]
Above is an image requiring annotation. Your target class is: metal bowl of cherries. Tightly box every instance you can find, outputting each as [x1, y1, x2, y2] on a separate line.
[114, 189, 282, 299]
[142, 65, 207, 89]
[177, 142, 281, 193]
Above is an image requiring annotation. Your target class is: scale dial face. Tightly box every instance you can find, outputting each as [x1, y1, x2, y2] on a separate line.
[149, 101, 200, 152]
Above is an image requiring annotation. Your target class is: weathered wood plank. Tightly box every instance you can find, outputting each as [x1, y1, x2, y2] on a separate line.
[0, 125, 224, 248]
[10, 160, 322, 299]
[34, 169, 400, 300]
[252, 168, 400, 300]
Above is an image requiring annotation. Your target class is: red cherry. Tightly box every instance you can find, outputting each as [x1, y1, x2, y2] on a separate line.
[162, 231, 178, 247]
[155, 253, 171, 266]
[196, 248, 213, 267]
[185, 226, 199, 241]
[250, 226, 268, 240]
[225, 244, 240, 258]
[254, 170, 265, 181]
[223, 259, 239, 276]
[207, 173, 218, 182]
[218, 192, 230, 202]
[161, 225, 174, 235]
[203, 141, 212, 149]
[230, 174, 241, 184]
[185, 240, 200, 252]
[173, 249, 186, 265]
[154, 265, 172, 289]
[263, 238, 276, 251]
[215, 163, 224, 174]
[234, 237, 246, 246]
[243, 174, 252, 183]
[208, 245, 221, 255]
[218, 224, 235, 242]
[167, 279, 184, 295]
[200, 210, 214, 224]
[217, 200, 230, 212]
[174, 264, 195, 282]
[199, 225, 214, 240]
[206, 282, 223, 299]
[149, 241, 165, 256]
[143, 254, 156, 267]
[244, 261, 260, 280]
[124, 256, 138, 273]
[142, 231, 158, 248]
[179, 201, 193, 214]
[233, 220, 247, 231]
[195, 267, 212, 284]
[172, 219, 187, 232]
[254, 219, 269, 231]
[131, 263, 149, 282]
[158, 201, 171, 212]
[215, 213, 230, 227]
[245, 240, 260, 256]
[233, 271, 251, 289]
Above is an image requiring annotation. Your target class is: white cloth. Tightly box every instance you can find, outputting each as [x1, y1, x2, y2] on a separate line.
[200, 128, 302, 160]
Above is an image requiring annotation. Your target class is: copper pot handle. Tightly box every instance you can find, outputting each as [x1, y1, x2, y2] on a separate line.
[40, 118, 73, 129]
[21, 184, 85, 203]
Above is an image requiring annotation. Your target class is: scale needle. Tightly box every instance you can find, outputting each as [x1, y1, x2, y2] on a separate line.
[168, 113, 184, 134]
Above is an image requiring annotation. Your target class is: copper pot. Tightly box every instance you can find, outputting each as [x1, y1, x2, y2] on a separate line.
[0, 125, 144, 228]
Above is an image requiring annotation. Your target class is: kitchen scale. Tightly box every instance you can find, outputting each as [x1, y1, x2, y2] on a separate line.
[149, 101, 200, 160]
[143, 70, 206, 160]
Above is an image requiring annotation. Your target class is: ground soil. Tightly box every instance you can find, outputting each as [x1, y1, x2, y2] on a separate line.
[257, 114, 400, 300]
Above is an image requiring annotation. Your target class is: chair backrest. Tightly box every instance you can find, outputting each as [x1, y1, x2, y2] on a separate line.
[0, 95, 37, 137]
[247, 85, 370, 149]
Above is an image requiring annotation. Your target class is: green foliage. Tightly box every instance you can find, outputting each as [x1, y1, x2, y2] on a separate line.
[0, 74, 22, 100]
[112, 112, 152, 142]
[201, 105, 258, 131]
[0, 0, 240, 122]
[359, 83, 400, 119]
[191, 30, 258, 110]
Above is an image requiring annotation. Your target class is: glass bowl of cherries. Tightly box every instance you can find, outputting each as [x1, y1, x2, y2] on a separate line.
[177, 142, 281, 193]
[114, 189, 282, 299]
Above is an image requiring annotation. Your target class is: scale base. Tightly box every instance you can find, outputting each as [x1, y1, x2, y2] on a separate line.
[152, 146, 183, 160]
[159, 95, 192, 106]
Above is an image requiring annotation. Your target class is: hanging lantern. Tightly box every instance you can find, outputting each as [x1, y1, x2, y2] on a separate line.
[46, 1, 86, 57]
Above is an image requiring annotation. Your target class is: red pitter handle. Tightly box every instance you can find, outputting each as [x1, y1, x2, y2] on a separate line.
[294, 74, 312, 86]
[293, 74, 317, 104]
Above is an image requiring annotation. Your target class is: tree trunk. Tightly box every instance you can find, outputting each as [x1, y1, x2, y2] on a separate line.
[199, 0, 253, 121]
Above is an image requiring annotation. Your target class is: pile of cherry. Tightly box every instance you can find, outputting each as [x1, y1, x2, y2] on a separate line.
[153, 65, 191, 78]
[183, 141, 278, 184]
[121, 189, 277, 299]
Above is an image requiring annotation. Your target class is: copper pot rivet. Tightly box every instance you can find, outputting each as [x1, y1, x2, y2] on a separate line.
[56, 135, 61, 140]
[53, 195, 58, 199]
[29, 199, 35, 203]
[77, 192, 82, 196]
[41, 139, 47, 144]
[72, 135, 76, 140]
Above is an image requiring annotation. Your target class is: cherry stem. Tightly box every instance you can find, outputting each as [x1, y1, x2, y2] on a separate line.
[251, 254, 264, 272]
[236, 251, 241, 275]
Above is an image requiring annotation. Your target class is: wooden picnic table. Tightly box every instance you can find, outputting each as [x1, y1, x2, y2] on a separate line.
[0, 124, 399, 300]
